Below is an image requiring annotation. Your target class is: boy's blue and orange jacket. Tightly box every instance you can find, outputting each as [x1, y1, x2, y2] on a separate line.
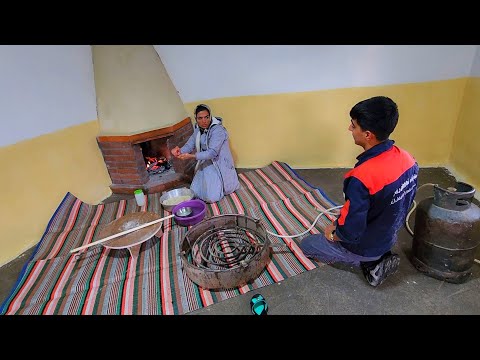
[335, 140, 419, 257]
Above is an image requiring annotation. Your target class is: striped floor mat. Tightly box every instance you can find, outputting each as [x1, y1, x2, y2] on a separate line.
[1, 161, 337, 315]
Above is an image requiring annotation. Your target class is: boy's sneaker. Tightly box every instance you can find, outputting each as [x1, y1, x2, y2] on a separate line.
[361, 253, 400, 287]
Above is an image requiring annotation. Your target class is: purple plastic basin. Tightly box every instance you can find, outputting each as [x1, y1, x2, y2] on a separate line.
[172, 199, 207, 226]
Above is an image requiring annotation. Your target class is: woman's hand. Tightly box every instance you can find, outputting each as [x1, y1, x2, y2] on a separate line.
[178, 153, 196, 160]
[171, 146, 181, 157]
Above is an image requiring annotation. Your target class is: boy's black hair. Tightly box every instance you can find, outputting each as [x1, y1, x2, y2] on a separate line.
[350, 96, 399, 141]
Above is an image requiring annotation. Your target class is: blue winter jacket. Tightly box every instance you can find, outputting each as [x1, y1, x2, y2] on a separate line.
[180, 116, 240, 202]
[335, 140, 419, 257]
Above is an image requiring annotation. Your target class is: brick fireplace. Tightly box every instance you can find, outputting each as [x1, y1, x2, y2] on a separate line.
[97, 117, 196, 195]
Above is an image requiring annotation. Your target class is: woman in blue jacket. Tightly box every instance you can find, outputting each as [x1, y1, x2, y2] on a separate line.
[171, 104, 240, 203]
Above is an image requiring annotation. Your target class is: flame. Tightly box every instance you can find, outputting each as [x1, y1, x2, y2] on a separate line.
[145, 156, 168, 172]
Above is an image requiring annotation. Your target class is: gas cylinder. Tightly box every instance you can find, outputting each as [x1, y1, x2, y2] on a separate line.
[411, 182, 480, 283]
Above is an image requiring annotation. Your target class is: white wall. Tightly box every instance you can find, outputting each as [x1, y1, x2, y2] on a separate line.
[470, 45, 480, 77]
[154, 45, 478, 103]
[0, 45, 98, 147]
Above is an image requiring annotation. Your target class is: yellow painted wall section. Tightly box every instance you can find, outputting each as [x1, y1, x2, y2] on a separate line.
[186, 78, 467, 169]
[449, 77, 480, 192]
[0, 121, 112, 266]
[92, 45, 188, 135]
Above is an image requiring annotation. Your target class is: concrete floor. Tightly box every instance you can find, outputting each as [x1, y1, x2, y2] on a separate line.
[1, 167, 479, 315]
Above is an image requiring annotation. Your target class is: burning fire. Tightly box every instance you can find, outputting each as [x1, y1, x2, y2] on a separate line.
[145, 156, 171, 174]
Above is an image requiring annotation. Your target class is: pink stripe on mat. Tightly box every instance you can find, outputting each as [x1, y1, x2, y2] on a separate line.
[42, 256, 78, 315]
[47, 198, 82, 259]
[272, 161, 310, 195]
[82, 248, 110, 315]
[238, 173, 267, 204]
[160, 231, 174, 315]
[255, 169, 289, 201]
[121, 256, 137, 315]
[6, 261, 47, 314]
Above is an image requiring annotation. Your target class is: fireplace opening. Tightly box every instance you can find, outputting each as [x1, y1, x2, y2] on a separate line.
[140, 137, 175, 179]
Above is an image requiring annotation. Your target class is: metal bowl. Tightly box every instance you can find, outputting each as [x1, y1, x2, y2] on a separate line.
[160, 187, 195, 212]
[172, 199, 207, 227]
[175, 206, 192, 217]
